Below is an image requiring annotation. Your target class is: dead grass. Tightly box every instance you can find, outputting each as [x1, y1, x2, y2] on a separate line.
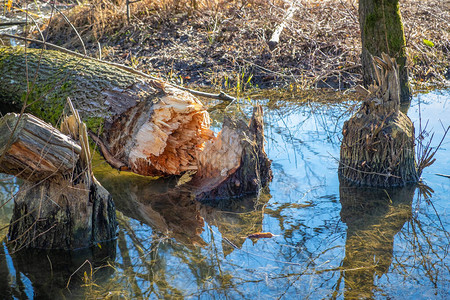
[39, 0, 449, 92]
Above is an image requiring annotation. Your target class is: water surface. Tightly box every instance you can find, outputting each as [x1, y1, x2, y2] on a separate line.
[0, 89, 449, 299]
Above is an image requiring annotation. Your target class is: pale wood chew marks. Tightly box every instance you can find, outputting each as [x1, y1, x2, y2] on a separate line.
[125, 85, 213, 175]
[193, 106, 273, 200]
[339, 54, 419, 187]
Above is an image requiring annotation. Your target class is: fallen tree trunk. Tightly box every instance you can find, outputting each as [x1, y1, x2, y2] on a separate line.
[0, 46, 272, 199]
[1, 112, 117, 250]
[339, 54, 418, 187]
[0, 46, 214, 176]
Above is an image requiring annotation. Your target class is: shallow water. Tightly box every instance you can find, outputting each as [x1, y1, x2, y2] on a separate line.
[0, 89, 449, 299]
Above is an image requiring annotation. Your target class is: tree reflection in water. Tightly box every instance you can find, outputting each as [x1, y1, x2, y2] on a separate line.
[339, 184, 414, 299]
[0, 92, 448, 298]
[0, 174, 116, 299]
[92, 157, 270, 298]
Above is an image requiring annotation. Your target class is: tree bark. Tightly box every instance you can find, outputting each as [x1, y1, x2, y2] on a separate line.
[1, 112, 117, 250]
[359, 0, 411, 103]
[0, 113, 81, 182]
[0, 46, 271, 199]
[339, 54, 418, 187]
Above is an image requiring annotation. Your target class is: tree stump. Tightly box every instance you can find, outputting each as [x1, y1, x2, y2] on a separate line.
[1, 111, 117, 250]
[339, 54, 418, 187]
[193, 106, 272, 200]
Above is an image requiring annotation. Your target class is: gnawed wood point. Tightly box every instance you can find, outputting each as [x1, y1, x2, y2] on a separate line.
[339, 53, 418, 187]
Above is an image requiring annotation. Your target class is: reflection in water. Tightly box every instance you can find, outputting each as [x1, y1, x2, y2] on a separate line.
[200, 191, 270, 256]
[0, 240, 116, 299]
[0, 91, 448, 298]
[0, 174, 116, 299]
[94, 156, 269, 253]
[340, 184, 415, 299]
[91, 156, 271, 297]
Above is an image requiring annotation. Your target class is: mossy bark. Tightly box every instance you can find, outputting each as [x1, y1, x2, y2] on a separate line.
[359, 0, 411, 102]
[0, 47, 138, 130]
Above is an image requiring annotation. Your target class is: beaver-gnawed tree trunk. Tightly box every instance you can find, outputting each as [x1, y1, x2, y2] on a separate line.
[0, 46, 271, 200]
[0, 112, 117, 250]
[339, 53, 418, 187]
[359, 0, 411, 103]
[0, 46, 214, 177]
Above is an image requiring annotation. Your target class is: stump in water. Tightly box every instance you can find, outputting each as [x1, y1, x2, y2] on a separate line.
[0, 110, 117, 250]
[339, 54, 418, 187]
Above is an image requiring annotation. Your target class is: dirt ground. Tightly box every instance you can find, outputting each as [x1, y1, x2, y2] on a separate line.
[32, 0, 450, 93]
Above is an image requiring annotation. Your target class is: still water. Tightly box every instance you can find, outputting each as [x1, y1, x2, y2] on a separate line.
[0, 89, 449, 299]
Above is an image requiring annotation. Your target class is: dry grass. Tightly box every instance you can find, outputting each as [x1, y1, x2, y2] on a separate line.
[39, 0, 449, 91]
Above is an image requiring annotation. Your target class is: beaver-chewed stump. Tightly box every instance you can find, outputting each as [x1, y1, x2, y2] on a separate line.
[339, 53, 419, 187]
[0, 110, 117, 250]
